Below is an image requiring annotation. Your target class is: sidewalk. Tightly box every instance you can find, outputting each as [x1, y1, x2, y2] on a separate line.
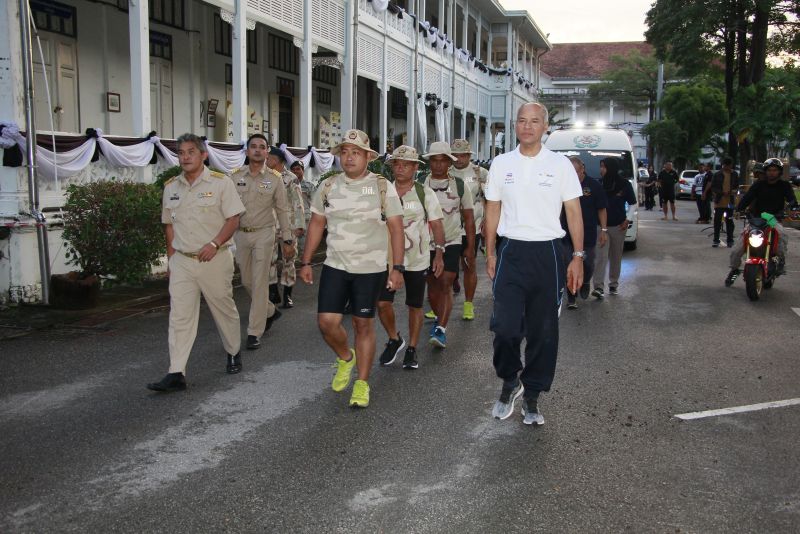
[0, 278, 169, 341]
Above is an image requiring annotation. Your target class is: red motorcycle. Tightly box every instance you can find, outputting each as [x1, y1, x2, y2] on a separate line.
[741, 212, 782, 301]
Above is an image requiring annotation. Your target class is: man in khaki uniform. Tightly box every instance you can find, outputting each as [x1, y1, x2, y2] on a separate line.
[299, 129, 405, 409]
[230, 134, 293, 351]
[267, 147, 306, 309]
[449, 138, 488, 321]
[148, 133, 246, 393]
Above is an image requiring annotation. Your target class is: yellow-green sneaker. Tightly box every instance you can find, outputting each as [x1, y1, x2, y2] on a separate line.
[349, 379, 370, 408]
[463, 301, 475, 320]
[332, 349, 356, 392]
[424, 310, 437, 320]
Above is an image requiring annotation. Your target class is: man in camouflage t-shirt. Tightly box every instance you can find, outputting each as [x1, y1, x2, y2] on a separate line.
[449, 138, 488, 321]
[299, 129, 405, 409]
[422, 141, 475, 349]
[377, 145, 445, 370]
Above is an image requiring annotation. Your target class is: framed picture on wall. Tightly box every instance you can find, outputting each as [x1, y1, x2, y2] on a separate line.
[107, 92, 121, 113]
[262, 119, 269, 133]
[207, 113, 216, 128]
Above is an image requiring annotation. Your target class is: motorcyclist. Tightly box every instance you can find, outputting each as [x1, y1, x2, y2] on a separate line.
[724, 158, 798, 286]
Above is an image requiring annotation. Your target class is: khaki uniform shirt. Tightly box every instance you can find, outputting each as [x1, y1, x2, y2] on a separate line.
[449, 164, 487, 232]
[162, 166, 245, 253]
[398, 184, 444, 272]
[230, 165, 292, 241]
[311, 172, 404, 274]
[424, 173, 475, 246]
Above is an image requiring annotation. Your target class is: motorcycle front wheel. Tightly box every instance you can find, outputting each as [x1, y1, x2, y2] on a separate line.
[744, 264, 763, 301]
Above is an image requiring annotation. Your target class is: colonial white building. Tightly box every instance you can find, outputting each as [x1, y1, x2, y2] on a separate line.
[0, 0, 550, 304]
[538, 42, 653, 163]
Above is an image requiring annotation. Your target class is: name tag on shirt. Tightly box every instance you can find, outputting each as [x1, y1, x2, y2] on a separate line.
[538, 173, 554, 187]
[169, 194, 180, 201]
[504, 173, 514, 184]
[198, 192, 214, 198]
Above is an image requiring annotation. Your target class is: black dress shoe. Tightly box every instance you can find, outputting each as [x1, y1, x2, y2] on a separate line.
[265, 309, 282, 331]
[147, 372, 187, 392]
[246, 335, 261, 350]
[226, 353, 242, 374]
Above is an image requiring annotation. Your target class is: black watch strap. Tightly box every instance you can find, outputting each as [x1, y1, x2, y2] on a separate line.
[392, 264, 405, 273]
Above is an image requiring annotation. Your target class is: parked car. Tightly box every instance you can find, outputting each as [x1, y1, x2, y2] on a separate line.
[677, 170, 699, 199]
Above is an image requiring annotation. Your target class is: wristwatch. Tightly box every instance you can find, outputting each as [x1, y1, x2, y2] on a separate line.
[600, 228, 608, 232]
[434, 244, 446, 252]
[572, 250, 586, 259]
[392, 264, 406, 273]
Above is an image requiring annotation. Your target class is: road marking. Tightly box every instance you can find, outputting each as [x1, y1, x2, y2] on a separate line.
[793, 307, 800, 318]
[675, 398, 800, 421]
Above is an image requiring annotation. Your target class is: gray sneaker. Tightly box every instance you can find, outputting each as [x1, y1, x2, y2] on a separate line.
[492, 381, 524, 420]
[521, 398, 545, 426]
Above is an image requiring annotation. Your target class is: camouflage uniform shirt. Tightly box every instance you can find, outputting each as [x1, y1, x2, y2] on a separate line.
[311, 172, 403, 274]
[398, 184, 444, 272]
[423, 173, 475, 246]
[449, 164, 487, 233]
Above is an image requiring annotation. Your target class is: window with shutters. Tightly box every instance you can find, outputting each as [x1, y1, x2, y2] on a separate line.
[214, 15, 257, 63]
[317, 87, 332, 105]
[313, 66, 338, 86]
[31, 0, 77, 37]
[269, 34, 299, 74]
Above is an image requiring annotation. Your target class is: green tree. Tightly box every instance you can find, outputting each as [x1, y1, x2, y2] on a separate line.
[646, 0, 800, 165]
[642, 83, 727, 167]
[734, 65, 800, 159]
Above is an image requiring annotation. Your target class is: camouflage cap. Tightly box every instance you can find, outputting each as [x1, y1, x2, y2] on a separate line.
[422, 141, 457, 161]
[387, 145, 422, 163]
[330, 129, 379, 161]
[450, 138, 474, 154]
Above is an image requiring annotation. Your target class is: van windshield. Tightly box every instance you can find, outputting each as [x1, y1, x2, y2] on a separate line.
[551, 150, 635, 181]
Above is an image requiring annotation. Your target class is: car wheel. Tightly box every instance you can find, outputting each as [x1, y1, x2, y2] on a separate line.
[623, 240, 637, 251]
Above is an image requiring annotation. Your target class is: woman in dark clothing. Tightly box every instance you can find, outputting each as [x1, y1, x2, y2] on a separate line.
[592, 158, 637, 298]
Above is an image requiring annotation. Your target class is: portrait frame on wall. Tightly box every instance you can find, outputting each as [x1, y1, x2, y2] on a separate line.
[107, 92, 121, 113]
[262, 119, 269, 133]
[207, 113, 217, 128]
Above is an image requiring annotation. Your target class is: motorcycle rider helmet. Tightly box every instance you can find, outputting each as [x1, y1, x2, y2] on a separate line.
[763, 158, 783, 172]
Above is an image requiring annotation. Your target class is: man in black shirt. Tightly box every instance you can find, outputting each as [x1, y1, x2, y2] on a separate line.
[724, 158, 798, 286]
[658, 161, 679, 221]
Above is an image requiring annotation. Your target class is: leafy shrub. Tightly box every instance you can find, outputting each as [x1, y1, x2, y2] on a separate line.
[62, 180, 166, 285]
[154, 165, 182, 190]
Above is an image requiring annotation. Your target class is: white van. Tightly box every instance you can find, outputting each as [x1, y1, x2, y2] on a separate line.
[544, 127, 639, 250]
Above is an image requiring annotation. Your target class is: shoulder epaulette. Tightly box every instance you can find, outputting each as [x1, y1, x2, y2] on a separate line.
[270, 168, 282, 177]
[210, 170, 227, 179]
[164, 177, 177, 186]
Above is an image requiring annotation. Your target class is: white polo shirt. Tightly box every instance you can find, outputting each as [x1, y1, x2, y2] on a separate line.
[485, 145, 582, 241]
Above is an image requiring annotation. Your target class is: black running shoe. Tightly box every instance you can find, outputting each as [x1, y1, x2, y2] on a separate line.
[402, 347, 419, 370]
[379, 333, 406, 366]
[724, 268, 740, 287]
[579, 283, 591, 300]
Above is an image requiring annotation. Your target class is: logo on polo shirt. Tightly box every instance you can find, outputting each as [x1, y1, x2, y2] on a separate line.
[538, 173, 554, 187]
[504, 172, 514, 184]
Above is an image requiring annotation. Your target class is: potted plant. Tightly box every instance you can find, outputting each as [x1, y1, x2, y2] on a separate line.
[56, 179, 165, 309]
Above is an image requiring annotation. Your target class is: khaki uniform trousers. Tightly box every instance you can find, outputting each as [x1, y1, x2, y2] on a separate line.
[168, 249, 241, 374]
[234, 227, 277, 337]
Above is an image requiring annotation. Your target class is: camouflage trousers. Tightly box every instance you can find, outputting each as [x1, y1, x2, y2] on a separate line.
[270, 232, 298, 287]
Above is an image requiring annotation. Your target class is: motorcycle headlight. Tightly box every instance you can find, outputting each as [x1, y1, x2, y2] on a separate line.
[748, 230, 764, 248]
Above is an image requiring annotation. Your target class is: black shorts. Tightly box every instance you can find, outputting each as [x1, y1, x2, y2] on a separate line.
[430, 244, 462, 274]
[318, 265, 386, 318]
[661, 188, 676, 202]
[378, 269, 428, 308]
[461, 234, 480, 258]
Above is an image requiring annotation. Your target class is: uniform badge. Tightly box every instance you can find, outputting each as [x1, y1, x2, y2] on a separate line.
[169, 194, 180, 201]
[198, 191, 214, 198]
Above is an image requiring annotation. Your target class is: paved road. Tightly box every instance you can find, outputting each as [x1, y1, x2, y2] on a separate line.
[2, 201, 799, 533]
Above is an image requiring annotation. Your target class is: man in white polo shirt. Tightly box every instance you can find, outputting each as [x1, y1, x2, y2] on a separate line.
[484, 102, 585, 426]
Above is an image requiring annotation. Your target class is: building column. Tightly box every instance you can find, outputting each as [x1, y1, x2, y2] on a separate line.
[231, 0, 248, 143]
[476, 13, 482, 61]
[462, 2, 468, 51]
[609, 99, 615, 123]
[129, 0, 151, 137]
[485, 120, 492, 159]
[341, 0, 355, 130]
[488, 31, 493, 66]
[438, 0, 445, 32]
[471, 113, 478, 154]
[298, 0, 313, 146]
[504, 24, 513, 152]
[379, 10, 389, 154]
[0, 0, 24, 217]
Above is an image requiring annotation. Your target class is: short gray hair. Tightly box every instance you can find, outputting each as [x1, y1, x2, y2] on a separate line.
[176, 133, 206, 153]
[517, 101, 549, 125]
[568, 156, 585, 168]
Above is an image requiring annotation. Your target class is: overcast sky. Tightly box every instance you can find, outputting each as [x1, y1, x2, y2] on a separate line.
[499, 0, 651, 44]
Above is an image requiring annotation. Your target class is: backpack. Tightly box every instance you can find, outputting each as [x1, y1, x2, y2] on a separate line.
[321, 173, 388, 221]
